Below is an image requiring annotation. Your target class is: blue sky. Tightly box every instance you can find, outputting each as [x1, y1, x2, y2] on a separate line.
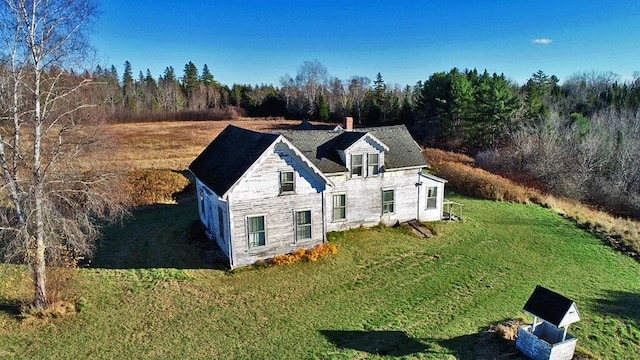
[92, 1, 640, 87]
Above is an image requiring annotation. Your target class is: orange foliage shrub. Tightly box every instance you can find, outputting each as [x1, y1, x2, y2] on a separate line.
[268, 243, 338, 266]
[125, 169, 190, 207]
[433, 161, 539, 204]
[423, 148, 474, 166]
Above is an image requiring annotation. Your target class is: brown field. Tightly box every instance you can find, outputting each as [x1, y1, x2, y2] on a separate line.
[100, 118, 315, 172]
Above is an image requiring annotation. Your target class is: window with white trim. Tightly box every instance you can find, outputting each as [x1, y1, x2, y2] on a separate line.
[351, 154, 363, 177]
[332, 194, 346, 221]
[382, 189, 394, 214]
[280, 171, 295, 193]
[426, 186, 438, 209]
[368, 153, 380, 176]
[247, 216, 266, 248]
[295, 210, 312, 241]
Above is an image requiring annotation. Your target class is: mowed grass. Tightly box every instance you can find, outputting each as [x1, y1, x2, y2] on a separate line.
[1, 192, 639, 359]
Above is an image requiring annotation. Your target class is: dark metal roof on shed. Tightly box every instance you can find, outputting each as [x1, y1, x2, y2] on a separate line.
[523, 285, 580, 328]
[189, 125, 279, 196]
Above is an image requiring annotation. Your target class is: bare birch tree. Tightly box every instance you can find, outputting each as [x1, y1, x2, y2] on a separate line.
[0, 0, 124, 310]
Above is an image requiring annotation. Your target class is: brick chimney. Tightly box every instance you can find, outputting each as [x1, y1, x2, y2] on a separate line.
[344, 117, 354, 131]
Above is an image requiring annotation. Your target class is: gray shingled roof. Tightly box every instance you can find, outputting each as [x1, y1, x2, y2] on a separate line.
[358, 125, 428, 169]
[276, 124, 427, 173]
[189, 125, 279, 196]
[190, 124, 428, 195]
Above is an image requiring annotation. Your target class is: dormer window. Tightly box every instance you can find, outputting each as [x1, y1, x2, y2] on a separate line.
[368, 153, 379, 176]
[351, 154, 363, 177]
[280, 171, 295, 193]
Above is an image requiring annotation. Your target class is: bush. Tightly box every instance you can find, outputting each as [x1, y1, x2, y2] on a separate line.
[267, 243, 338, 266]
[125, 169, 190, 207]
[433, 161, 537, 204]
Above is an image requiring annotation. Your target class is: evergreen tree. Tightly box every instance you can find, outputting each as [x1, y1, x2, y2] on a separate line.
[469, 71, 520, 150]
[201, 64, 216, 86]
[316, 93, 329, 122]
[399, 86, 414, 124]
[122, 60, 136, 110]
[182, 61, 200, 107]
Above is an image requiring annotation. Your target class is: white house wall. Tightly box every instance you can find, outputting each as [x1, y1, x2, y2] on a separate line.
[417, 174, 446, 222]
[326, 168, 424, 231]
[195, 179, 231, 261]
[227, 144, 326, 267]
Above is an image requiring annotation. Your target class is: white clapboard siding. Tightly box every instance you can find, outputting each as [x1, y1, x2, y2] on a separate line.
[227, 144, 325, 267]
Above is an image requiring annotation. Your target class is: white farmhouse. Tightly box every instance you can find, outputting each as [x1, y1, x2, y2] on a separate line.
[189, 120, 447, 268]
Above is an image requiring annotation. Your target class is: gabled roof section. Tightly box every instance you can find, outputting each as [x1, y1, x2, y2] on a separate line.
[276, 124, 426, 174]
[523, 285, 581, 328]
[357, 125, 426, 169]
[189, 125, 279, 196]
[275, 130, 348, 173]
[334, 132, 390, 153]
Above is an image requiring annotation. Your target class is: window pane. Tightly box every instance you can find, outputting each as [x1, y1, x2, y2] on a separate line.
[281, 171, 294, 192]
[282, 171, 293, 182]
[351, 155, 363, 176]
[382, 190, 394, 214]
[426, 186, 438, 209]
[248, 216, 265, 247]
[333, 194, 346, 220]
[297, 210, 311, 225]
[296, 211, 312, 240]
[368, 154, 379, 176]
[298, 224, 311, 240]
[249, 216, 264, 231]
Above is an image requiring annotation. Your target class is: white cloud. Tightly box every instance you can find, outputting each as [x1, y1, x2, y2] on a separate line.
[532, 38, 553, 45]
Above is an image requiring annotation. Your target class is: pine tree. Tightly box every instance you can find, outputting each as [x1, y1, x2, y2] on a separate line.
[201, 64, 216, 86]
[182, 61, 200, 108]
[122, 60, 136, 110]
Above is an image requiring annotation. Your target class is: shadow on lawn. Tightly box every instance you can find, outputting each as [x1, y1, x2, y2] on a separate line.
[424, 332, 527, 360]
[90, 201, 229, 270]
[320, 328, 527, 358]
[0, 303, 22, 317]
[592, 290, 640, 324]
[320, 330, 427, 357]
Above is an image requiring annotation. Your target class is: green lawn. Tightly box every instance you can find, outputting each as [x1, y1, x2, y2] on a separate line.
[1, 192, 639, 359]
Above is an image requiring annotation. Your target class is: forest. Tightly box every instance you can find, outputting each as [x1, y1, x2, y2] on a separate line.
[4, 59, 640, 218]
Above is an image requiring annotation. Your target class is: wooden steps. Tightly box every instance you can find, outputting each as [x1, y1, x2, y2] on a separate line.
[403, 219, 433, 238]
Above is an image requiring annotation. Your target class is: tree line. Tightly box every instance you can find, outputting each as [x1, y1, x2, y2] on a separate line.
[87, 59, 640, 217]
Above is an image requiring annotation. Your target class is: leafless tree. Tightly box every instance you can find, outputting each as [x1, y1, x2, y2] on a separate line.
[348, 76, 370, 123]
[295, 60, 328, 117]
[0, 0, 125, 310]
[477, 108, 640, 217]
[328, 77, 348, 118]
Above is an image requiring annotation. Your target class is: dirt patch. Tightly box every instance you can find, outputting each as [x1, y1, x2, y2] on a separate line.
[472, 319, 527, 359]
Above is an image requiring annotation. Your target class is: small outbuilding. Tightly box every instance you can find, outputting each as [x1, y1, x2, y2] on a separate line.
[516, 285, 581, 360]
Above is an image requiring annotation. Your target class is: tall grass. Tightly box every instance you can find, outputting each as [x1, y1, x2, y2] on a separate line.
[424, 148, 640, 258]
[124, 169, 191, 207]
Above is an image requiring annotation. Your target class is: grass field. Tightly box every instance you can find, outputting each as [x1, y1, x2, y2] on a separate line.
[1, 191, 639, 359]
[100, 119, 307, 171]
